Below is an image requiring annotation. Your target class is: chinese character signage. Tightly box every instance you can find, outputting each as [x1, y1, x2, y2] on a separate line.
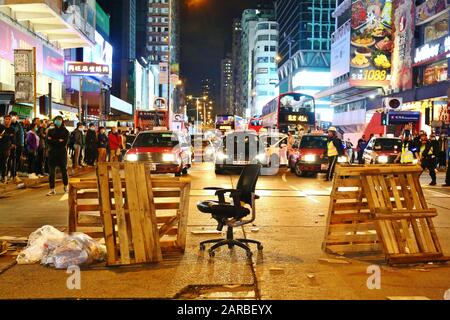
[388, 111, 421, 124]
[350, 0, 394, 87]
[391, 0, 415, 91]
[14, 49, 35, 103]
[66, 62, 110, 76]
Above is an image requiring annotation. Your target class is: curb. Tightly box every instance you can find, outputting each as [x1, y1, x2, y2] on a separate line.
[0, 167, 94, 194]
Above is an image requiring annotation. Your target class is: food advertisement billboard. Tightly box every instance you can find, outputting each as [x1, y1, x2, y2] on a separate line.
[350, 0, 394, 87]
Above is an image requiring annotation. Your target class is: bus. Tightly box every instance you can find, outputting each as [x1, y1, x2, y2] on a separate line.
[134, 110, 169, 131]
[215, 114, 245, 133]
[260, 92, 316, 134]
[248, 116, 263, 133]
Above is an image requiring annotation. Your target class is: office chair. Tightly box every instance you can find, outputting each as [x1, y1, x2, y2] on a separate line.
[197, 164, 263, 258]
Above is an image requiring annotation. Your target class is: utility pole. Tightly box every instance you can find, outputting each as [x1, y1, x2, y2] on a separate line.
[78, 77, 83, 123]
[48, 82, 52, 119]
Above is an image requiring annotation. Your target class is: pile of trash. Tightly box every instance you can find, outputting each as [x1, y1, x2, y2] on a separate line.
[16, 225, 106, 269]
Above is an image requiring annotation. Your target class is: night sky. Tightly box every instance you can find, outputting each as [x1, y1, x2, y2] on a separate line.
[180, 0, 275, 98]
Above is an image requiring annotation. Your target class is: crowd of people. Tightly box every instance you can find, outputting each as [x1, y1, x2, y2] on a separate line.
[0, 112, 138, 196]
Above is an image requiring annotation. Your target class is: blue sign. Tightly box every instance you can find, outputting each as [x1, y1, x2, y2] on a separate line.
[388, 111, 421, 125]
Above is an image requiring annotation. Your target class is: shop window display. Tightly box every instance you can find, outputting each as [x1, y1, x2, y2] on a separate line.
[424, 15, 449, 43]
[423, 60, 448, 85]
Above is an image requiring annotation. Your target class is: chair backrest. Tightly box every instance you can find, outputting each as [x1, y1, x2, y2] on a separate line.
[236, 164, 261, 205]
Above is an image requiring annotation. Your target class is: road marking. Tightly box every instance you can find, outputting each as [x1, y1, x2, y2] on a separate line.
[282, 173, 287, 183]
[59, 194, 68, 201]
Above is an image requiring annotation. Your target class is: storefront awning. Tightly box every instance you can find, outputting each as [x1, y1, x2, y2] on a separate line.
[0, 1, 95, 49]
[315, 81, 383, 106]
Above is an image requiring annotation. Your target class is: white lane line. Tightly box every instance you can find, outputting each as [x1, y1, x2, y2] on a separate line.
[282, 173, 287, 183]
[59, 194, 68, 201]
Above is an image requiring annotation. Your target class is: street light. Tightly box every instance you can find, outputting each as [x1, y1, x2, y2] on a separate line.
[188, 95, 208, 133]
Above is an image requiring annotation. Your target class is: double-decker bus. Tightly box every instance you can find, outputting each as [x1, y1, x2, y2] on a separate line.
[260, 92, 316, 134]
[215, 114, 245, 133]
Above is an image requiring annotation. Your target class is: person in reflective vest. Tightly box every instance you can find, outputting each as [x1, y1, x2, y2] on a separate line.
[325, 127, 343, 182]
[395, 134, 419, 164]
[419, 133, 437, 186]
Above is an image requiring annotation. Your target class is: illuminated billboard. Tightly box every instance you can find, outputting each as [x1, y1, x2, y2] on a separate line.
[83, 31, 113, 83]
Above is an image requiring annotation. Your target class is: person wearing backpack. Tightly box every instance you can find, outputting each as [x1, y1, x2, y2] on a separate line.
[325, 127, 344, 182]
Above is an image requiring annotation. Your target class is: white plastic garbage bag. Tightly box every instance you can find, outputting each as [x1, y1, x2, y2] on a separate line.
[16, 226, 106, 268]
[16, 225, 66, 264]
[42, 233, 106, 269]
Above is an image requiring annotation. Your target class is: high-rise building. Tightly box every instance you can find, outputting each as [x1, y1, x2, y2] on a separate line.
[231, 19, 243, 117]
[241, 6, 276, 117]
[275, 0, 335, 121]
[220, 56, 233, 115]
[98, 0, 136, 104]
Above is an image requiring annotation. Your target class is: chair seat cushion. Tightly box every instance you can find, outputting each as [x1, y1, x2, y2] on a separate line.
[197, 200, 250, 219]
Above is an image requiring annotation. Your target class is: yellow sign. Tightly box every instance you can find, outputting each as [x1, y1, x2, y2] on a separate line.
[287, 115, 308, 122]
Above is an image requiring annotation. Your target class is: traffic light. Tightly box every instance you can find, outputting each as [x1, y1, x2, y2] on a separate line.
[39, 95, 50, 116]
[425, 107, 431, 125]
[381, 112, 388, 126]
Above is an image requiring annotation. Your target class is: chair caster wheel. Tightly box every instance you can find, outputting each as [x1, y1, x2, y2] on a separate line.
[209, 250, 215, 257]
[257, 244, 263, 251]
[200, 244, 205, 251]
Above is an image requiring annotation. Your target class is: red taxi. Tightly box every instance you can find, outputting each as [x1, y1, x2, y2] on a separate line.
[288, 134, 329, 177]
[124, 131, 192, 176]
[362, 137, 402, 164]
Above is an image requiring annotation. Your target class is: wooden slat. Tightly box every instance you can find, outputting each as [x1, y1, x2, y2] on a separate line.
[97, 164, 117, 265]
[327, 243, 383, 254]
[154, 202, 180, 210]
[153, 190, 181, 198]
[76, 204, 101, 212]
[124, 164, 147, 263]
[329, 222, 378, 233]
[177, 181, 191, 251]
[325, 233, 379, 243]
[111, 163, 131, 265]
[68, 185, 77, 233]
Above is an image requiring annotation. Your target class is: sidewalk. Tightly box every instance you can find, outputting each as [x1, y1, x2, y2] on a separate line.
[0, 167, 94, 195]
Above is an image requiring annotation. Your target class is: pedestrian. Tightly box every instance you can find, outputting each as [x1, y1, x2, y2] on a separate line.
[97, 126, 108, 163]
[25, 123, 40, 179]
[85, 123, 97, 166]
[395, 134, 419, 164]
[325, 127, 344, 182]
[418, 133, 437, 186]
[287, 130, 295, 149]
[8, 111, 24, 183]
[438, 133, 448, 168]
[0, 115, 15, 184]
[72, 123, 84, 169]
[46, 116, 69, 196]
[108, 127, 121, 162]
[35, 125, 46, 177]
[357, 135, 367, 164]
[345, 138, 354, 163]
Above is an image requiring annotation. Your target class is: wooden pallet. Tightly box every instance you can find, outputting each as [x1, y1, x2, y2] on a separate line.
[360, 168, 447, 265]
[68, 163, 191, 265]
[323, 164, 449, 265]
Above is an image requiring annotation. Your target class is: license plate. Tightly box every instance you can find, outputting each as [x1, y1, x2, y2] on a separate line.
[321, 164, 329, 171]
[149, 164, 157, 171]
[233, 161, 249, 165]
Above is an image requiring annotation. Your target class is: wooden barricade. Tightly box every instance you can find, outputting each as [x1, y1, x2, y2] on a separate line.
[68, 163, 191, 266]
[323, 164, 449, 265]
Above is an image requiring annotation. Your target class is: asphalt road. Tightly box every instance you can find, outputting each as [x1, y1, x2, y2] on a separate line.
[0, 162, 449, 299]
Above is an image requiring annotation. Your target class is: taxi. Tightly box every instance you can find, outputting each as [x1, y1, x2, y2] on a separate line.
[124, 130, 191, 176]
[363, 136, 402, 164]
[288, 133, 329, 177]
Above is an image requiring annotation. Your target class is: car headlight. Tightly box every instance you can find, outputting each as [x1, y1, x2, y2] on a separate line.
[162, 153, 175, 162]
[125, 154, 138, 162]
[337, 156, 348, 163]
[304, 154, 316, 162]
[216, 152, 228, 161]
[377, 155, 388, 164]
[255, 153, 266, 162]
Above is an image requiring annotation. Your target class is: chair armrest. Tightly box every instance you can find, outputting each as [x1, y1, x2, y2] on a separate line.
[203, 187, 223, 190]
[215, 189, 241, 205]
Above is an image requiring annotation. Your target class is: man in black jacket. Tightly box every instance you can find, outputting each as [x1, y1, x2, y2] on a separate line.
[325, 127, 344, 182]
[0, 115, 15, 183]
[419, 133, 438, 186]
[8, 111, 24, 183]
[46, 116, 69, 196]
[85, 123, 97, 166]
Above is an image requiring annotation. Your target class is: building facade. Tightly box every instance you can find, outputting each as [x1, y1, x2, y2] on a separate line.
[220, 56, 233, 115]
[276, 0, 336, 123]
[231, 19, 243, 117]
[241, 6, 276, 117]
